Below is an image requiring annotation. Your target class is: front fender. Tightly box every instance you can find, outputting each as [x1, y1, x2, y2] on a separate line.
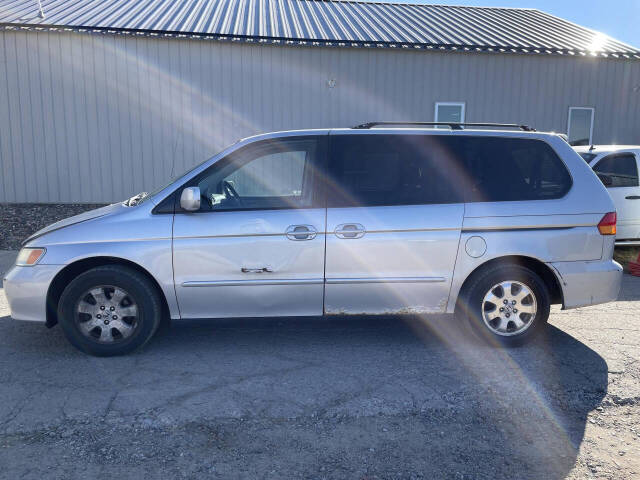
[42, 241, 179, 320]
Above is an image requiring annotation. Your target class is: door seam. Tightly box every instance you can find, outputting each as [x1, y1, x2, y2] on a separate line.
[170, 212, 182, 320]
[445, 202, 466, 312]
[322, 204, 328, 315]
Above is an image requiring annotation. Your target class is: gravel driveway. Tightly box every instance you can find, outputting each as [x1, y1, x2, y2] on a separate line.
[0, 251, 638, 479]
[0, 204, 105, 250]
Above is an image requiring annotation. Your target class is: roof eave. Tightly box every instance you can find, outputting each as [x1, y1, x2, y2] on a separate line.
[2, 22, 639, 60]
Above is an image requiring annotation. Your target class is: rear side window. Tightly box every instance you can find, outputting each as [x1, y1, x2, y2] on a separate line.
[458, 137, 572, 202]
[593, 154, 639, 188]
[327, 135, 463, 207]
[327, 135, 571, 207]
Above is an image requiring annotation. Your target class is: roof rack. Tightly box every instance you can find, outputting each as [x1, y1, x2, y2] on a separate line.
[352, 121, 536, 132]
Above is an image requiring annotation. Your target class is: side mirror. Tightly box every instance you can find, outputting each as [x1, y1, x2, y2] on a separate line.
[596, 173, 613, 187]
[180, 187, 201, 211]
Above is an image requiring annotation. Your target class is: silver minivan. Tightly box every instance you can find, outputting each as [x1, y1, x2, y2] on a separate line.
[4, 123, 623, 356]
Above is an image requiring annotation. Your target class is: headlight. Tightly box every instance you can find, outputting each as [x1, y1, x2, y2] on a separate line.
[16, 248, 46, 266]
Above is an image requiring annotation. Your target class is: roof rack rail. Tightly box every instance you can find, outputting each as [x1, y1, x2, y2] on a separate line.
[352, 121, 536, 132]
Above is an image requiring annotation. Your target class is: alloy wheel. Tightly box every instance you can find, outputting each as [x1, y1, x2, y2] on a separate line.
[481, 280, 537, 337]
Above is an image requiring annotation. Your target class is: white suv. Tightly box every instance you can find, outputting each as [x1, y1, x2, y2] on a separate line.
[4, 123, 623, 356]
[574, 145, 640, 246]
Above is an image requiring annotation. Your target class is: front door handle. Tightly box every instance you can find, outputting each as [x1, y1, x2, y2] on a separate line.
[286, 225, 317, 241]
[335, 223, 366, 239]
[241, 267, 273, 273]
[626, 195, 640, 200]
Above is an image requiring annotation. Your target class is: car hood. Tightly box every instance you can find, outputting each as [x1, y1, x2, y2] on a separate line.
[23, 203, 125, 246]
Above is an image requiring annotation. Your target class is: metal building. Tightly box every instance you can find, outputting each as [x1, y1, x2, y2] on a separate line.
[1, 0, 639, 204]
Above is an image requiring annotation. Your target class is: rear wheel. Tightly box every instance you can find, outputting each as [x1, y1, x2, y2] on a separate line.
[57, 265, 162, 356]
[458, 265, 550, 347]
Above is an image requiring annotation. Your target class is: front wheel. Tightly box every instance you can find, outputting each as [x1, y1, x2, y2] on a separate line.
[57, 265, 163, 356]
[458, 265, 550, 347]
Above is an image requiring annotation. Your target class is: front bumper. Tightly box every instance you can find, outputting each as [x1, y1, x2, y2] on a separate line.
[3, 264, 63, 322]
[551, 259, 623, 310]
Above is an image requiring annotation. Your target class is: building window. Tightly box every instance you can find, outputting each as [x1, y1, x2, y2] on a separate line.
[435, 102, 465, 125]
[567, 107, 594, 146]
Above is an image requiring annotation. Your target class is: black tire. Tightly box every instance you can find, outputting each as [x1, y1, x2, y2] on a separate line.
[457, 264, 550, 347]
[57, 265, 162, 356]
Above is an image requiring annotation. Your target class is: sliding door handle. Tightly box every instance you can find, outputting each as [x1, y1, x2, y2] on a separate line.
[625, 195, 640, 200]
[335, 223, 366, 239]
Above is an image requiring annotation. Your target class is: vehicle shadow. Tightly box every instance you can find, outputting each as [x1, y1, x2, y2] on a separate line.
[0, 314, 607, 479]
[618, 273, 640, 301]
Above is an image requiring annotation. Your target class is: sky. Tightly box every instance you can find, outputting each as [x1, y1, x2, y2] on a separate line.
[397, 0, 640, 48]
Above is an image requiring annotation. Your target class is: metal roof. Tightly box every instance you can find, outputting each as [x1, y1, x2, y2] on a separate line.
[1, 0, 639, 58]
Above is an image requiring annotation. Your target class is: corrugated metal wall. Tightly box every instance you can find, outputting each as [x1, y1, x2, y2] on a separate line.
[1, 30, 639, 203]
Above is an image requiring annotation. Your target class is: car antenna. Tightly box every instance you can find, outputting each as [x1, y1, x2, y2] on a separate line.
[589, 144, 595, 151]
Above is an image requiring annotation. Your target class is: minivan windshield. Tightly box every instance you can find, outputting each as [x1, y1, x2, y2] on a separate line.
[579, 152, 597, 163]
[126, 143, 238, 206]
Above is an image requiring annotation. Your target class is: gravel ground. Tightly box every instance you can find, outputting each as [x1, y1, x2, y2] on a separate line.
[0, 203, 107, 250]
[0, 249, 639, 479]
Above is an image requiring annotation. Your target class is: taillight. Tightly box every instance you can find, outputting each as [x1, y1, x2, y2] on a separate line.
[598, 212, 617, 235]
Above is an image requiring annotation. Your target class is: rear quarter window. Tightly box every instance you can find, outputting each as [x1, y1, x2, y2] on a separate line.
[592, 153, 639, 188]
[458, 137, 572, 203]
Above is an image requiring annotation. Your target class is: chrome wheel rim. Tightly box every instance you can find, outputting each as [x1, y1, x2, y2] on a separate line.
[482, 280, 537, 337]
[75, 285, 139, 343]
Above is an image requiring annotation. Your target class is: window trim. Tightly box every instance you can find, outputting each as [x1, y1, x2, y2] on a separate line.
[592, 152, 640, 188]
[567, 107, 595, 146]
[165, 135, 328, 214]
[434, 102, 466, 125]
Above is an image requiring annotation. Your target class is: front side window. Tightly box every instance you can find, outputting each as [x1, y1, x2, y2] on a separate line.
[567, 107, 594, 146]
[327, 135, 464, 207]
[435, 102, 465, 126]
[193, 138, 319, 211]
[593, 154, 639, 188]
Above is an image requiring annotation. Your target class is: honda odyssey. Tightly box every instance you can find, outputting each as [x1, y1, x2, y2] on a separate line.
[4, 123, 623, 355]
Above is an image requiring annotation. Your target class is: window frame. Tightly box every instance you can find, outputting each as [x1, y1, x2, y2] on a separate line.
[170, 135, 328, 214]
[434, 102, 466, 126]
[592, 152, 640, 188]
[567, 107, 595, 146]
